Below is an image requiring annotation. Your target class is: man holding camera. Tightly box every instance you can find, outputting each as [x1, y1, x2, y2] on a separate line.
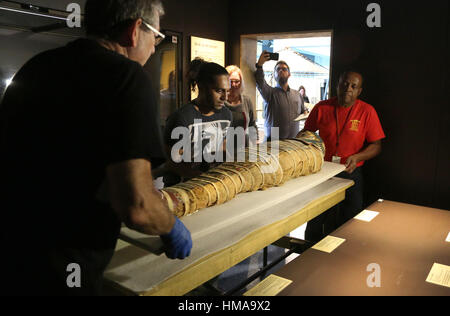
[255, 51, 306, 141]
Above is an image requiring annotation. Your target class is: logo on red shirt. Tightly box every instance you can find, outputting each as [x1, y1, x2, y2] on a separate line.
[350, 120, 360, 132]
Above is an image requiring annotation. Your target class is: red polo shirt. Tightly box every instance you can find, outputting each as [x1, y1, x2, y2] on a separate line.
[304, 97, 385, 167]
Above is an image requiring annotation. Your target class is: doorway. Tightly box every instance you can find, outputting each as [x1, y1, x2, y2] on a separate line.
[240, 30, 333, 138]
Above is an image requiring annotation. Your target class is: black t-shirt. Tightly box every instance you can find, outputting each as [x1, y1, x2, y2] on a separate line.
[163, 103, 232, 185]
[0, 38, 165, 295]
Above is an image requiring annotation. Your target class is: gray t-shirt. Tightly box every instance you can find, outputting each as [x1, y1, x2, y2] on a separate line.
[255, 67, 305, 140]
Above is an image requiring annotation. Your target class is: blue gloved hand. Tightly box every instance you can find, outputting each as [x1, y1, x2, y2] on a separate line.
[160, 217, 193, 259]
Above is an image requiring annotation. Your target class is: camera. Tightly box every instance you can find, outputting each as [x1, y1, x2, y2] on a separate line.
[268, 53, 279, 61]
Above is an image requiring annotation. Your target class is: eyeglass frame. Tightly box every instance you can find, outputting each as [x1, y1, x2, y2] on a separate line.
[141, 18, 165, 46]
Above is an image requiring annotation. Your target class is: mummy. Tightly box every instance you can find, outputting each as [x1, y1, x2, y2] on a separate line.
[161, 131, 326, 217]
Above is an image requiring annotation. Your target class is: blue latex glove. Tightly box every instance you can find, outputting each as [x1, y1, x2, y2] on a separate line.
[160, 217, 193, 259]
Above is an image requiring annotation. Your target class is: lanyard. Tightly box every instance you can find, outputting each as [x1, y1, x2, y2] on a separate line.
[335, 104, 355, 152]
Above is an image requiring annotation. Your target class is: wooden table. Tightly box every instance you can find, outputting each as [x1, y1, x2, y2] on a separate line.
[103, 163, 353, 296]
[274, 200, 450, 296]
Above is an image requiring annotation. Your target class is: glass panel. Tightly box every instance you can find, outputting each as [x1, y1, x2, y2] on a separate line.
[143, 32, 181, 130]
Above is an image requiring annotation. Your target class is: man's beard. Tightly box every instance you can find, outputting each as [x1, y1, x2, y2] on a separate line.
[277, 77, 288, 86]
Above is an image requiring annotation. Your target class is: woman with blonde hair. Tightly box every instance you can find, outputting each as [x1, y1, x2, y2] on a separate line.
[225, 65, 258, 145]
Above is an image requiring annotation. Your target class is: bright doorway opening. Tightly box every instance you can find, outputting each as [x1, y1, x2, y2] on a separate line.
[240, 31, 332, 138]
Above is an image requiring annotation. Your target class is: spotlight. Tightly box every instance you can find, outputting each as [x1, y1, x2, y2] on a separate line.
[4, 78, 13, 87]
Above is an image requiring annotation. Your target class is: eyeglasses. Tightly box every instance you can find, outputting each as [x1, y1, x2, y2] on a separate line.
[141, 18, 166, 46]
[276, 67, 289, 72]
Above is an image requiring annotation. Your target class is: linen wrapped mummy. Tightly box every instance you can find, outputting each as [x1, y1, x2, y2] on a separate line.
[162, 131, 325, 217]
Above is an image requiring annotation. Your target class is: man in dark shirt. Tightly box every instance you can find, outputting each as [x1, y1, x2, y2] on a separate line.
[0, 0, 191, 296]
[255, 51, 306, 141]
[163, 60, 233, 186]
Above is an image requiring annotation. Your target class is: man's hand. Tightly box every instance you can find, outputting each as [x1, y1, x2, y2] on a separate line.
[257, 50, 270, 67]
[345, 141, 382, 174]
[160, 217, 193, 260]
[345, 155, 360, 174]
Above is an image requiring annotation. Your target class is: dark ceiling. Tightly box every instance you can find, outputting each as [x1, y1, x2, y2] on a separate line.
[0, 0, 85, 36]
[16, 0, 86, 11]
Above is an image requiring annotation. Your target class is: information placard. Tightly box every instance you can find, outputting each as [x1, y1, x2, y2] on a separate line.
[190, 36, 225, 99]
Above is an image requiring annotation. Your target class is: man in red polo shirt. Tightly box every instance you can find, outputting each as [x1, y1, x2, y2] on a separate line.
[301, 71, 385, 242]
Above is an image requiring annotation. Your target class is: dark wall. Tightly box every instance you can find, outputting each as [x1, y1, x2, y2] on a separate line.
[160, 0, 229, 104]
[229, 0, 450, 210]
[435, 3, 450, 210]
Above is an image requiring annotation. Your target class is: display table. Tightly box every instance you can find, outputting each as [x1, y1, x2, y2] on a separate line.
[103, 162, 353, 296]
[273, 200, 450, 296]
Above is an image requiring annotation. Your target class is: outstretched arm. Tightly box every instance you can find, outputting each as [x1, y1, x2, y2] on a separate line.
[107, 158, 193, 259]
[254, 51, 273, 102]
[107, 159, 175, 235]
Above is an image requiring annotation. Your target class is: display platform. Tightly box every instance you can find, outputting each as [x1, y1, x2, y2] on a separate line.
[103, 162, 353, 296]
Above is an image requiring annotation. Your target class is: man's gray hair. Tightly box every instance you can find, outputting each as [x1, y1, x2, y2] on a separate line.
[85, 0, 164, 40]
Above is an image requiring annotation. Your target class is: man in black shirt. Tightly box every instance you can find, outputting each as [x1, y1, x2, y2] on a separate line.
[163, 59, 233, 186]
[0, 0, 191, 296]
